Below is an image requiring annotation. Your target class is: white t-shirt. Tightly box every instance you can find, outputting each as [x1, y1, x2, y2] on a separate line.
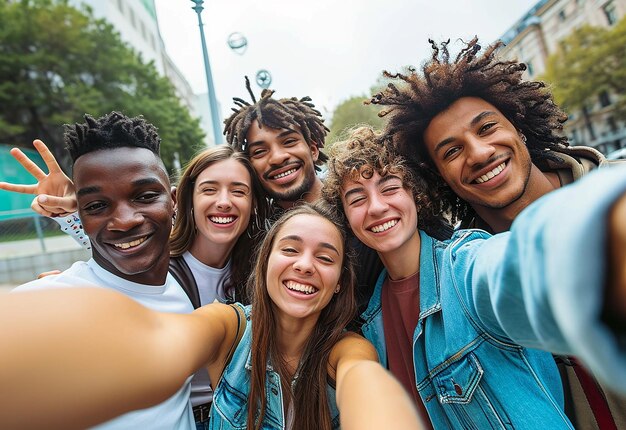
[14, 259, 195, 430]
[182, 251, 231, 407]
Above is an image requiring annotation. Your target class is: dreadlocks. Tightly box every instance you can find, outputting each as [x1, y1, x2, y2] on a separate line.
[223, 77, 329, 169]
[65, 111, 161, 163]
[369, 37, 570, 223]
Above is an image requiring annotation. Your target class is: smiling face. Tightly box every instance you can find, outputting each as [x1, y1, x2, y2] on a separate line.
[266, 213, 343, 323]
[341, 169, 419, 258]
[423, 97, 532, 212]
[73, 147, 174, 285]
[246, 120, 320, 205]
[189, 158, 253, 262]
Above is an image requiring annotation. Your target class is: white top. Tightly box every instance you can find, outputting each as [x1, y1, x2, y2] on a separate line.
[182, 251, 231, 407]
[14, 259, 195, 430]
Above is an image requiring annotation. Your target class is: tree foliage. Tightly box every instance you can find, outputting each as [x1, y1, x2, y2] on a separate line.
[326, 95, 384, 147]
[542, 16, 626, 119]
[0, 0, 205, 174]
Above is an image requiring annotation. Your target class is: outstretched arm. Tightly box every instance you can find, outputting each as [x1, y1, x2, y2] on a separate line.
[0, 139, 76, 217]
[0, 288, 236, 429]
[604, 193, 626, 328]
[332, 333, 424, 430]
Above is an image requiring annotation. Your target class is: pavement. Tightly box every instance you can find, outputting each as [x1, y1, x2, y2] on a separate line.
[0, 235, 83, 259]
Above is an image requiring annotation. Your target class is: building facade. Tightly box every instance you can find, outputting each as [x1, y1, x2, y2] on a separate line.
[69, 0, 215, 147]
[499, 0, 626, 155]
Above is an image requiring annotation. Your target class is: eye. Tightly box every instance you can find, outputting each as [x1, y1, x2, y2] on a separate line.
[281, 246, 298, 254]
[283, 138, 297, 146]
[232, 189, 248, 197]
[443, 146, 461, 160]
[381, 185, 401, 194]
[83, 201, 107, 213]
[200, 187, 217, 194]
[479, 122, 496, 134]
[250, 148, 267, 158]
[347, 194, 366, 206]
[317, 254, 335, 263]
[136, 192, 160, 202]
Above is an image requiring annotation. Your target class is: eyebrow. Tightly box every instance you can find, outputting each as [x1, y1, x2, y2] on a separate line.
[433, 110, 497, 154]
[342, 174, 402, 201]
[76, 178, 163, 197]
[248, 129, 297, 149]
[197, 179, 250, 190]
[279, 235, 340, 255]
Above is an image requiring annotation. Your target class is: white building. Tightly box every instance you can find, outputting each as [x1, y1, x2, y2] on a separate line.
[70, 0, 215, 147]
[499, 0, 626, 154]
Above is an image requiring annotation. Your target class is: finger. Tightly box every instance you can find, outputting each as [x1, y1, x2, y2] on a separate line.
[33, 139, 64, 175]
[38, 195, 77, 213]
[31, 198, 54, 217]
[9, 147, 47, 181]
[0, 181, 38, 195]
[37, 270, 62, 279]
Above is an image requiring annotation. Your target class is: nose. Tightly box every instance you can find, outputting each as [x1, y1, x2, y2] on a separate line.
[367, 192, 389, 217]
[216, 189, 232, 211]
[293, 252, 315, 275]
[107, 202, 144, 231]
[465, 135, 496, 168]
[268, 145, 289, 166]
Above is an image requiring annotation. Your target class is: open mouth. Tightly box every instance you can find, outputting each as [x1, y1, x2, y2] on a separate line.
[112, 235, 150, 250]
[284, 280, 318, 295]
[369, 219, 398, 233]
[271, 168, 298, 179]
[473, 162, 506, 184]
[209, 215, 237, 225]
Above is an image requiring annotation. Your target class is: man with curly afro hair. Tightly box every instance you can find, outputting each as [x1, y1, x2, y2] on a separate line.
[370, 37, 624, 430]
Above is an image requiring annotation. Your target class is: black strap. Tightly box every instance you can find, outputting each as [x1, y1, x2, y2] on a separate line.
[169, 255, 201, 309]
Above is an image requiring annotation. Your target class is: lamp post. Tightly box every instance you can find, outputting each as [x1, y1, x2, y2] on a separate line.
[191, 0, 222, 146]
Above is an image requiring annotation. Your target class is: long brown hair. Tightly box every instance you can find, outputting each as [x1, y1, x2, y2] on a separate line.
[246, 203, 356, 430]
[170, 145, 268, 299]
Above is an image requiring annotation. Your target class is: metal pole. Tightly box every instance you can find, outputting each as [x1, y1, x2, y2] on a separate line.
[191, 1, 223, 146]
[33, 215, 46, 253]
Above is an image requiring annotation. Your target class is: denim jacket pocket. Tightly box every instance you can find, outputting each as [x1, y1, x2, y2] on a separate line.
[434, 353, 513, 429]
[210, 378, 248, 430]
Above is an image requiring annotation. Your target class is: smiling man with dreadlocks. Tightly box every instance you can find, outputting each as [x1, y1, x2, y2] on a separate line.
[370, 37, 625, 430]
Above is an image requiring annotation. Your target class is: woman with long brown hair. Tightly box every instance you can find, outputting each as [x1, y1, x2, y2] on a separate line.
[0, 203, 422, 430]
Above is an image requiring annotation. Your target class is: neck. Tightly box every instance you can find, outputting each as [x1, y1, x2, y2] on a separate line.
[379, 230, 421, 280]
[273, 309, 317, 371]
[277, 177, 323, 209]
[474, 165, 560, 233]
[188, 237, 234, 268]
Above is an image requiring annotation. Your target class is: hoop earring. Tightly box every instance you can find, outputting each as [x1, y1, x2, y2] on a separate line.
[190, 208, 197, 232]
[520, 133, 527, 144]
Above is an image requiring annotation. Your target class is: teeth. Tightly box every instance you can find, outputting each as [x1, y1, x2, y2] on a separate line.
[210, 216, 235, 224]
[272, 168, 297, 179]
[114, 236, 147, 250]
[475, 163, 506, 184]
[370, 219, 398, 233]
[285, 281, 317, 295]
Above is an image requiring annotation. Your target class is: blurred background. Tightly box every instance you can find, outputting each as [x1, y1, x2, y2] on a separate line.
[1, 0, 624, 287]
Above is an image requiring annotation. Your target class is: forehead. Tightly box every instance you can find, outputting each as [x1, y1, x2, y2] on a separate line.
[246, 120, 305, 144]
[195, 158, 251, 185]
[276, 214, 343, 251]
[73, 147, 169, 189]
[428, 97, 507, 133]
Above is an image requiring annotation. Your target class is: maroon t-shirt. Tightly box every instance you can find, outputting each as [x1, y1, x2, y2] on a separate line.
[382, 272, 433, 429]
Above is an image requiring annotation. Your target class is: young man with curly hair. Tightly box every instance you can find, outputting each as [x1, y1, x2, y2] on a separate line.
[369, 37, 625, 429]
[323, 125, 626, 429]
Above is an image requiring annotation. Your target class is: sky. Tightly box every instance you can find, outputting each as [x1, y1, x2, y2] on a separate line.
[154, 0, 539, 122]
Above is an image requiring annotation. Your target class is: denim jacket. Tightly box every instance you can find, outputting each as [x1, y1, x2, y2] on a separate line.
[209, 305, 340, 430]
[360, 166, 626, 429]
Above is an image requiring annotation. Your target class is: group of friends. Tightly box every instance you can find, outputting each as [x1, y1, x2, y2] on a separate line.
[0, 38, 625, 430]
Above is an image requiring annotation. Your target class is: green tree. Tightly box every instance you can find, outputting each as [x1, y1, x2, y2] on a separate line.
[0, 0, 205, 174]
[542, 16, 626, 119]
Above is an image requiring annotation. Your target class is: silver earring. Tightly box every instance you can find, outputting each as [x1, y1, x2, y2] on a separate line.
[334, 285, 340, 294]
[520, 133, 527, 144]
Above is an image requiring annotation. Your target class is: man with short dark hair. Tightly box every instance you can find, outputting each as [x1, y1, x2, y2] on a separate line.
[8, 112, 195, 429]
[371, 37, 625, 429]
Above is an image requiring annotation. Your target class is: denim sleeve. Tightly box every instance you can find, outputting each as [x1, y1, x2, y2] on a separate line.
[449, 166, 626, 394]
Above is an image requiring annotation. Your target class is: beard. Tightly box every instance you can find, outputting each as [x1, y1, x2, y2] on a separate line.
[267, 167, 317, 203]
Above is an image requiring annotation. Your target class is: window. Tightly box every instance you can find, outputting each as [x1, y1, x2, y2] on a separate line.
[607, 116, 618, 133]
[599, 91, 611, 107]
[558, 9, 566, 21]
[525, 60, 534, 76]
[129, 7, 136, 29]
[116, 0, 123, 13]
[604, 2, 618, 25]
[571, 128, 579, 145]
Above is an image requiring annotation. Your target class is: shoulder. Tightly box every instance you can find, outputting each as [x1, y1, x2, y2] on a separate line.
[13, 261, 96, 291]
[330, 332, 377, 365]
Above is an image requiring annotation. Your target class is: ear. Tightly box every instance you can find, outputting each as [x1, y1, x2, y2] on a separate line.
[309, 142, 320, 162]
[170, 185, 177, 211]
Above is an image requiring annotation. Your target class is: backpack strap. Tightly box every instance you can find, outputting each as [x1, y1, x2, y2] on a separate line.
[169, 255, 201, 309]
[224, 303, 247, 366]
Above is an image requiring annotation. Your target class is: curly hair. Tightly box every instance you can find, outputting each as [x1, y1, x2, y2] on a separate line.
[369, 37, 571, 224]
[65, 112, 160, 163]
[323, 125, 439, 232]
[223, 77, 329, 170]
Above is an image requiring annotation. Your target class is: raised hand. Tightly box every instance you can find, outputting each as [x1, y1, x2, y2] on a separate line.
[0, 139, 77, 217]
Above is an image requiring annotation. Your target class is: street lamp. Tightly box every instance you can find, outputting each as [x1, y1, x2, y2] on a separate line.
[190, 0, 222, 146]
